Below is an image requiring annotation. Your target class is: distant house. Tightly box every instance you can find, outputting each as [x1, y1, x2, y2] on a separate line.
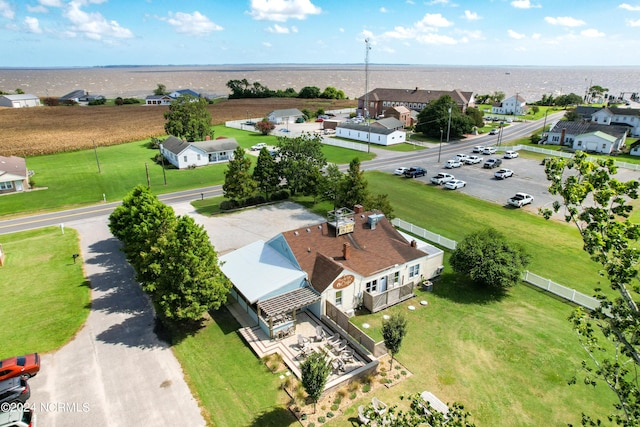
[145, 95, 173, 106]
[267, 108, 305, 124]
[370, 117, 405, 131]
[0, 94, 41, 108]
[629, 140, 640, 156]
[220, 207, 444, 339]
[335, 123, 406, 146]
[0, 156, 29, 194]
[546, 121, 627, 154]
[59, 89, 105, 104]
[591, 107, 640, 137]
[160, 136, 238, 169]
[169, 89, 200, 98]
[385, 105, 412, 127]
[573, 106, 602, 121]
[491, 94, 526, 115]
[358, 88, 475, 118]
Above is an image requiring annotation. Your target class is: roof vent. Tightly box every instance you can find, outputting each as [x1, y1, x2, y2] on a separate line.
[306, 228, 310, 233]
[307, 248, 311, 253]
[318, 225, 322, 229]
[294, 231, 299, 236]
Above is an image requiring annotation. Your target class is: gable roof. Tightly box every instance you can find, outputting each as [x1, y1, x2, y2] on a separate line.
[549, 121, 628, 138]
[579, 131, 617, 143]
[337, 123, 402, 135]
[0, 156, 27, 182]
[145, 94, 172, 100]
[389, 105, 411, 114]
[59, 90, 86, 100]
[268, 108, 304, 118]
[190, 138, 239, 153]
[373, 117, 405, 129]
[360, 88, 474, 106]
[161, 136, 191, 155]
[574, 106, 602, 118]
[282, 212, 429, 292]
[0, 94, 39, 101]
[172, 89, 200, 98]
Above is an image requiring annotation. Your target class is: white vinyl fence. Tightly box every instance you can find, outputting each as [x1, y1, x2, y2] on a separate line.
[501, 145, 640, 171]
[392, 218, 601, 311]
[321, 138, 370, 152]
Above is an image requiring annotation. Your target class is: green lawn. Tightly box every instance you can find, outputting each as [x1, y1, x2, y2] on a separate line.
[0, 227, 90, 358]
[0, 126, 374, 218]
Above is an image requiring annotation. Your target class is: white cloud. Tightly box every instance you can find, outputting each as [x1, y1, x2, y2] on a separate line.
[458, 29, 483, 40]
[406, 0, 415, 4]
[0, 0, 15, 19]
[619, 3, 640, 11]
[40, 0, 64, 6]
[508, 29, 526, 39]
[532, 33, 541, 39]
[164, 11, 223, 36]
[262, 41, 272, 47]
[24, 16, 42, 33]
[581, 28, 604, 37]
[64, 1, 134, 40]
[416, 33, 456, 44]
[27, 5, 48, 13]
[266, 23, 297, 33]
[249, 0, 321, 22]
[375, 12, 455, 46]
[427, 0, 449, 4]
[628, 18, 640, 26]
[416, 13, 453, 28]
[511, 0, 541, 9]
[380, 7, 388, 13]
[544, 16, 586, 27]
[339, 27, 344, 32]
[463, 10, 480, 21]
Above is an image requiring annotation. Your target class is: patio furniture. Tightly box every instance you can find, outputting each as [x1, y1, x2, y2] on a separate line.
[331, 340, 347, 354]
[340, 350, 354, 363]
[420, 391, 449, 416]
[327, 333, 341, 345]
[331, 358, 345, 373]
[297, 334, 309, 350]
[357, 405, 370, 425]
[315, 325, 327, 342]
[372, 397, 388, 415]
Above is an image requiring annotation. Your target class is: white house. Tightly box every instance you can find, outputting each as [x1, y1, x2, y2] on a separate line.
[591, 107, 640, 137]
[145, 95, 173, 105]
[160, 136, 238, 169]
[266, 108, 304, 124]
[370, 117, 405, 131]
[0, 94, 41, 108]
[491, 94, 526, 115]
[0, 156, 29, 194]
[220, 207, 443, 339]
[336, 123, 406, 146]
[546, 121, 627, 154]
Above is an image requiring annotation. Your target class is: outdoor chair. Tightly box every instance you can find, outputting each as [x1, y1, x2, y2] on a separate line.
[372, 397, 388, 415]
[357, 405, 370, 425]
[297, 334, 309, 350]
[315, 325, 326, 342]
[327, 333, 341, 345]
[340, 350, 354, 363]
[332, 340, 347, 354]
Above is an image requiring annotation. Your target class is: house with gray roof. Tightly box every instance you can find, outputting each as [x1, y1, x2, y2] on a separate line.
[169, 89, 200, 98]
[591, 107, 640, 137]
[358, 87, 475, 118]
[160, 136, 238, 169]
[0, 94, 40, 108]
[145, 95, 172, 105]
[266, 108, 304, 124]
[546, 121, 627, 154]
[59, 89, 104, 104]
[336, 123, 406, 146]
[370, 117, 405, 131]
[0, 156, 29, 194]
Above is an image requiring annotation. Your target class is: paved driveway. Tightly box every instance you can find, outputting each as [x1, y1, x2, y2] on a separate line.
[29, 215, 205, 427]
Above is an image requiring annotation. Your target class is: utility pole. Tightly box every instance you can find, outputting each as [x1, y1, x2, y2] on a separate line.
[446, 106, 452, 144]
[438, 129, 443, 162]
[158, 142, 167, 185]
[364, 38, 371, 153]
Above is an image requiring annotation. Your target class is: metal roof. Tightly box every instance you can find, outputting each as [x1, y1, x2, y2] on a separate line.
[258, 286, 321, 318]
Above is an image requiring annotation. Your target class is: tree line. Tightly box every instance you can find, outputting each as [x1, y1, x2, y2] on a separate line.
[226, 79, 346, 100]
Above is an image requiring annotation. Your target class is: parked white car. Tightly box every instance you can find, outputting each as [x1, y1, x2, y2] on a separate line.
[251, 142, 267, 151]
[465, 155, 483, 165]
[472, 145, 485, 153]
[482, 146, 497, 155]
[504, 150, 519, 159]
[445, 159, 462, 169]
[455, 153, 469, 163]
[507, 192, 534, 207]
[394, 167, 410, 176]
[444, 179, 466, 190]
[494, 168, 514, 179]
[430, 172, 455, 185]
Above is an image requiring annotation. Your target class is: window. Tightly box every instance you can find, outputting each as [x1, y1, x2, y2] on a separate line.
[335, 291, 343, 306]
[197, 154, 201, 161]
[0, 182, 13, 190]
[183, 155, 187, 162]
[366, 279, 378, 293]
[394, 271, 399, 285]
[602, 143, 606, 149]
[409, 264, 420, 278]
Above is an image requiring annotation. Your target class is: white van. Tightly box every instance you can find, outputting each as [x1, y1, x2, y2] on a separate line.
[0, 407, 36, 427]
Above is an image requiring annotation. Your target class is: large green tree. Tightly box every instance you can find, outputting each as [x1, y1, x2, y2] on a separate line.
[338, 158, 369, 209]
[223, 146, 257, 202]
[298, 86, 321, 98]
[381, 313, 408, 370]
[164, 94, 211, 141]
[450, 228, 530, 290]
[108, 185, 176, 291]
[155, 215, 231, 322]
[277, 133, 326, 196]
[541, 152, 640, 426]
[252, 147, 281, 199]
[300, 351, 331, 414]
[153, 83, 168, 95]
[555, 93, 583, 108]
[415, 95, 474, 139]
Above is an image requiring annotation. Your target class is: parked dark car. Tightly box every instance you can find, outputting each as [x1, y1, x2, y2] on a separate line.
[483, 158, 502, 169]
[403, 167, 427, 178]
[0, 354, 40, 382]
[0, 376, 30, 406]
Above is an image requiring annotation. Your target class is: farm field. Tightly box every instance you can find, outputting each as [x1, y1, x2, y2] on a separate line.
[0, 97, 355, 157]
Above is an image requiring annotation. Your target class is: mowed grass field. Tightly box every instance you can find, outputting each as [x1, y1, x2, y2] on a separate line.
[0, 227, 89, 358]
[0, 98, 355, 157]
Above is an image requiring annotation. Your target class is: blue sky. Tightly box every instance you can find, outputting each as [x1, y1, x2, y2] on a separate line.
[1, 0, 639, 67]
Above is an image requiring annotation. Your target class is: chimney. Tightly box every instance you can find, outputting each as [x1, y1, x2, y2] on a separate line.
[354, 204, 363, 214]
[343, 242, 351, 260]
[560, 128, 566, 146]
[410, 240, 417, 248]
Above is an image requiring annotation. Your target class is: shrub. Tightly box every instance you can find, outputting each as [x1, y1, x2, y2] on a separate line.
[300, 414, 307, 421]
[307, 423, 315, 427]
[318, 416, 326, 423]
[219, 199, 240, 211]
[350, 392, 356, 400]
[270, 189, 290, 201]
[327, 411, 334, 418]
[245, 195, 267, 206]
[362, 383, 371, 393]
[331, 404, 339, 411]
